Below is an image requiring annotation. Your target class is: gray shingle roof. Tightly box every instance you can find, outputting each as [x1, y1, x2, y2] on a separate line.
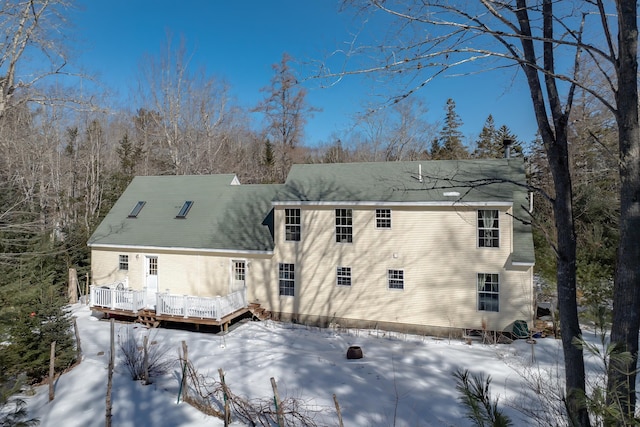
[88, 175, 280, 252]
[280, 159, 524, 204]
[88, 159, 534, 264]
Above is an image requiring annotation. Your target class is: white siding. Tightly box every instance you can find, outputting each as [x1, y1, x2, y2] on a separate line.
[91, 248, 270, 299]
[252, 205, 533, 331]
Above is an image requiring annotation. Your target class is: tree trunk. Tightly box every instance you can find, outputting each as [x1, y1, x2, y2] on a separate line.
[548, 147, 589, 426]
[607, 0, 640, 420]
[515, 1, 589, 422]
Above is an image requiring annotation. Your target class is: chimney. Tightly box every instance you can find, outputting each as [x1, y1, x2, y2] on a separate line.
[502, 139, 513, 159]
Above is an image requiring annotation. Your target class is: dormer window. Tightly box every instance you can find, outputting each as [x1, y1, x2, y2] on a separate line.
[128, 201, 146, 218]
[176, 201, 194, 219]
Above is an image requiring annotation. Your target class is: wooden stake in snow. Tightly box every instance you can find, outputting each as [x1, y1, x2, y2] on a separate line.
[270, 377, 285, 427]
[219, 368, 230, 426]
[85, 273, 90, 304]
[182, 341, 189, 400]
[106, 318, 114, 427]
[48, 341, 56, 402]
[333, 393, 344, 427]
[143, 335, 149, 385]
[177, 340, 188, 403]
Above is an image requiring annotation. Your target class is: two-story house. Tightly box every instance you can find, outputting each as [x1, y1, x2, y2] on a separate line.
[88, 159, 534, 335]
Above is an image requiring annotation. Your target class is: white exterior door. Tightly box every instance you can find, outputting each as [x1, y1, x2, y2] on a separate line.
[231, 260, 246, 293]
[145, 256, 158, 308]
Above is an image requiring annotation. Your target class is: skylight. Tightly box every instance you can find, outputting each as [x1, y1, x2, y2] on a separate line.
[176, 201, 194, 219]
[128, 201, 146, 218]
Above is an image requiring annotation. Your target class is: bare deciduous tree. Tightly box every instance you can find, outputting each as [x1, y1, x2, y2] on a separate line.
[254, 53, 319, 181]
[324, 1, 638, 424]
[350, 97, 434, 161]
[0, 0, 81, 118]
[136, 34, 235, 175]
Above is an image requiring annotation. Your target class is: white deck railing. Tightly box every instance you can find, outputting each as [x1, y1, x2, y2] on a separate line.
[90, 285, 146, 312]
[90, 285, 248, 322]
[156, 289, 247, 321]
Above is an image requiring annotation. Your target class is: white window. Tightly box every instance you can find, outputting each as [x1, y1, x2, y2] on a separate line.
[478, 210, 499, 248]
[388, 269, 404, 290]
[119, 255, 129, 271]
[279, 263, 295, 296]
[336, 267, 352, 287]
[477, 273, 499, 312]
[335, 209, 353, 243]
[234, 261, 245, 281]
[148, 257, 158, 275]
[285, 208, 301, 241]
[376, 209, 391, 229]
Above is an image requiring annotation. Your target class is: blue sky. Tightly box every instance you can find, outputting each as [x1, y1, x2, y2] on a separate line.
[70, 1, 538, 147]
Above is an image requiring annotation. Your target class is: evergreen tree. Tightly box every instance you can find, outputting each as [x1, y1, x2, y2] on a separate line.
[116, 133, 145, 178]
[473, 116, 524, 158]
[437, 98, 468, 159]
[429, 138, 442, 159]
[0, 244, 76, 383]
[473, 115, 497, 158]
[495, 125, 524, 157]
[104, 133, 146, 213]
[261, 139, 276, 183]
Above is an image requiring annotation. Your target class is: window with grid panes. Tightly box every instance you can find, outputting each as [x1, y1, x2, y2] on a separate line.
[477, 273, 499, 312]
[478, 210, 499, 247]
[336, 267, 352, 287]
[376, 209, 391, 228]
[335, 208, 353, 243]
[284, 208, 301, 241]
[388, 269, 404, 290]
[119, 255, 129, 271]
[279, 263, 295, 296]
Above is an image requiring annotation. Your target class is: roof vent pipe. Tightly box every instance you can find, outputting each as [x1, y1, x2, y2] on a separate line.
[418, 164, 423, 183]
[503, 139, 513, 159]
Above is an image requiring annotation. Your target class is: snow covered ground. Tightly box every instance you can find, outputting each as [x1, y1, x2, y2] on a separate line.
[16, 304, 599, 427]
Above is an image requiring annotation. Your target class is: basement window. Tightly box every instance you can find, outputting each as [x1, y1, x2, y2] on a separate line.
[176, 201, 194, 219]
[128, 201, 146, 218]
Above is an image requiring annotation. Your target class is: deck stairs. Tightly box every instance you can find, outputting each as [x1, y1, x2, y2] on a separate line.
[248, 303, 271, 321]
[137, 309, 160, 328]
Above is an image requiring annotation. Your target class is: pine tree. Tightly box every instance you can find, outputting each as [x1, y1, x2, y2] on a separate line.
[429, 138, 442, 159]
[437, 98, 468, 159]
[0, 232, 77, 384]
[495, 125, 523, 157]
[473, 117, 524, 158]
[261, 139, 276, 183]
[473, 115, 497, 158]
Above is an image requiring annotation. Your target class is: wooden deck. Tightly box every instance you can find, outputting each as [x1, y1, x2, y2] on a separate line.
[90, 285, 269, 329]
